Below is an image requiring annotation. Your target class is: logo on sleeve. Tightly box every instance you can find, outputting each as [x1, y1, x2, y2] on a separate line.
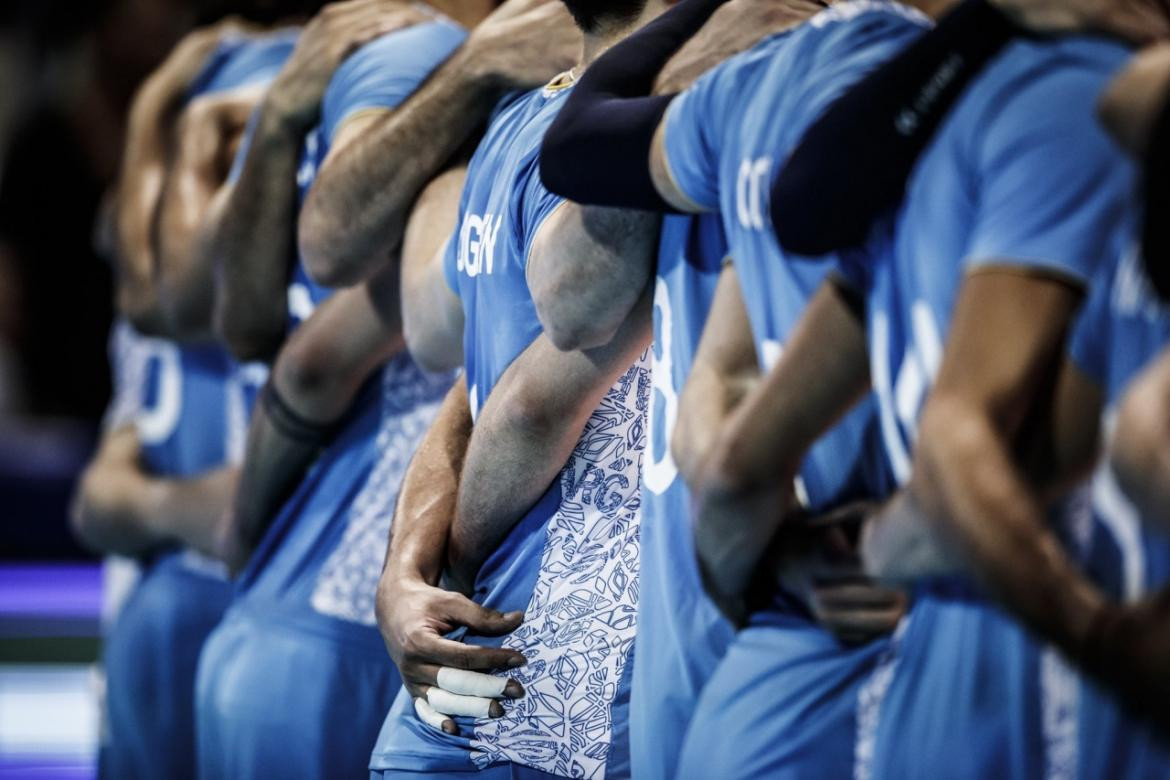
[457, 213, 504, 278]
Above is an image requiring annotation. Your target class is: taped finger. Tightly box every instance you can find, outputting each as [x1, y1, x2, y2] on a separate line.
[427, 688, 498, 718]
[437, 667, 509, 698]
[414, 697, 457, 735]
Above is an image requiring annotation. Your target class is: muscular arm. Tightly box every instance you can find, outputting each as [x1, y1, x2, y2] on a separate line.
[449, 291, 652, 592]
[910, 269, 1107, 656]
[71, 425, 238, 559]
[672, 262, 759, 485]
[206, 101, 301, 362]
[692, 278, 872, 608]
[225, 263, 405, 565]
[527, 206, 659, 351]
[298, 0, 579, 286]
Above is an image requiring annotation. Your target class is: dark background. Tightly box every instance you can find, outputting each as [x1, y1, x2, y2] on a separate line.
[0, 0, 318, 559]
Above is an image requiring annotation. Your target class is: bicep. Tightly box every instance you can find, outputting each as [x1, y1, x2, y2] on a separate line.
[402, 245, 464, 373]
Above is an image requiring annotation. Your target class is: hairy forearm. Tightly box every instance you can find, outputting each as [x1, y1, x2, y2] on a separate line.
[213, 105, 300, 362]
[915, 395, 1106, 654]
[299, 50, 501, 286]
[383, 377, 471, 586]
[451, 302, 650, 588]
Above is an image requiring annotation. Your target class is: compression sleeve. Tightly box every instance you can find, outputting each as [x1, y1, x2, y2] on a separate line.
[1142, 86, 1170, 301]
[538, 0, 728, 211]
[770, 0, 1018, 256]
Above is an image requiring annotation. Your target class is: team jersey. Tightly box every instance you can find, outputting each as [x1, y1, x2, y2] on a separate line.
[195, 22, 460, 779]
[662, 0, 926, 513]
[658, 9, 923, 778]
[631, 214, 734, 780]
[188, 28, 299, 99]
[371, 75, 647, 780]
[840, 33, 1134, 780]
[1068, 242, 1170, 778]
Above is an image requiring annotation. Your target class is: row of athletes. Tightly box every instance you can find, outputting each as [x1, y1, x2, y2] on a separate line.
[70, 0, 1170, 777]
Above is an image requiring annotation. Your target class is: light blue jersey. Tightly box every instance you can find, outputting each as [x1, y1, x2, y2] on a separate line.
[657, 7, 925, 778]
[1068, 242, 1170, 778]
[663, 1, 925, 512]
[371, 75, 647, 780]
[839, 33, 1134, 780]
[195, 21, 462, 779]
[100, 39, 290, 780]
[630, 215, 734, 780]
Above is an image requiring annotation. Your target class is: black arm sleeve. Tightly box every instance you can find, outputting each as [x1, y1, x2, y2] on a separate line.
[539, 0, 728, 212]
[770, 0, 1019, 257]
[1142, 86, 1170, 301]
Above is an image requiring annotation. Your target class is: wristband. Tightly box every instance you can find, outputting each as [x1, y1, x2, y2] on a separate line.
[540, 0, 728, 211]
[1142, 85, 1170, 301]
[259, 380, 340, 446]
[772, 0, 1019, 256]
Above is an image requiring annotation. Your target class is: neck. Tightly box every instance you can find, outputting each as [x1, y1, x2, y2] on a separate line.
[580, 1, 670, 66]
[426, 0, 497, 28]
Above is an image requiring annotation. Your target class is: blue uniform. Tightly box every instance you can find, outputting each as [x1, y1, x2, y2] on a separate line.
[630, 215, 733, 780]
[99, 38, 293, 780]
[194, 20, 463, 780]
[1068, 243, 1170, 779]
[656, 6, 924, 778]
[837, 33, 1133, 779]
[370, 74, 647, 780]
[101, 342, 248, 780]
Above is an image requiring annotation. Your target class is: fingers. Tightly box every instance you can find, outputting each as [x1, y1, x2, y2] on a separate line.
[411, 632, 526, 674]
[443, 595, 525, 637]
[425, 686, 502, 718]
[437, 667, 523, 699]
[811, 583, 907, 644]
[414, 696, 458, 735]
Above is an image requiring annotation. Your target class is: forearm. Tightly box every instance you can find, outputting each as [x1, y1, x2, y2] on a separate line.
[298, 51, 501, 286]
[383, 377, 471, 588]
[694, 281, 870, 601]
[451, 302, 651, 587]
[72, 457, 169, 557]
[861, 489, 960, 583]
[916, 396, 1107, 655]
[212, 106, 301, 362]
[152, 467, 239, 558]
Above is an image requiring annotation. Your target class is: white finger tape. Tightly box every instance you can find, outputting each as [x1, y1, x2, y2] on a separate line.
[427, 688, 494, 719]
[436, 667, 508, 698]
[414, 697, 448, 732]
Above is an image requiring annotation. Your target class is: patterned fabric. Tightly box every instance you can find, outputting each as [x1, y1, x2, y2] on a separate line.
[469, 355, 649, 778]
[310, 355, 454, 624]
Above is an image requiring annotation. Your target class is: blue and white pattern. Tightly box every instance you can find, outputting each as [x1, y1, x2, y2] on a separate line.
[310, 355, 454, 625]
[469, 354, 649, 778]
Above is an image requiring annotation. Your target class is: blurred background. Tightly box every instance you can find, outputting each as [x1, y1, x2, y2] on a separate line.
[0, 1, 314, 776]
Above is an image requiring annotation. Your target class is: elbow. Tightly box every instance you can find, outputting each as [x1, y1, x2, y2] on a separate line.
[298, 205, 379, 289]
[533, 289, 619, 353]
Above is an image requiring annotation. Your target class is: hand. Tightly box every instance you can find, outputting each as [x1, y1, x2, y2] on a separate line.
[1085, 588, 1170, 738]
[654, 0, 821, 94]
[375, 568, 527, 735]
[774, 502, 909, 644]
[265, 0, 429, 133]
[465, 0, 581, 91]
[992, 0, 1170, 44]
